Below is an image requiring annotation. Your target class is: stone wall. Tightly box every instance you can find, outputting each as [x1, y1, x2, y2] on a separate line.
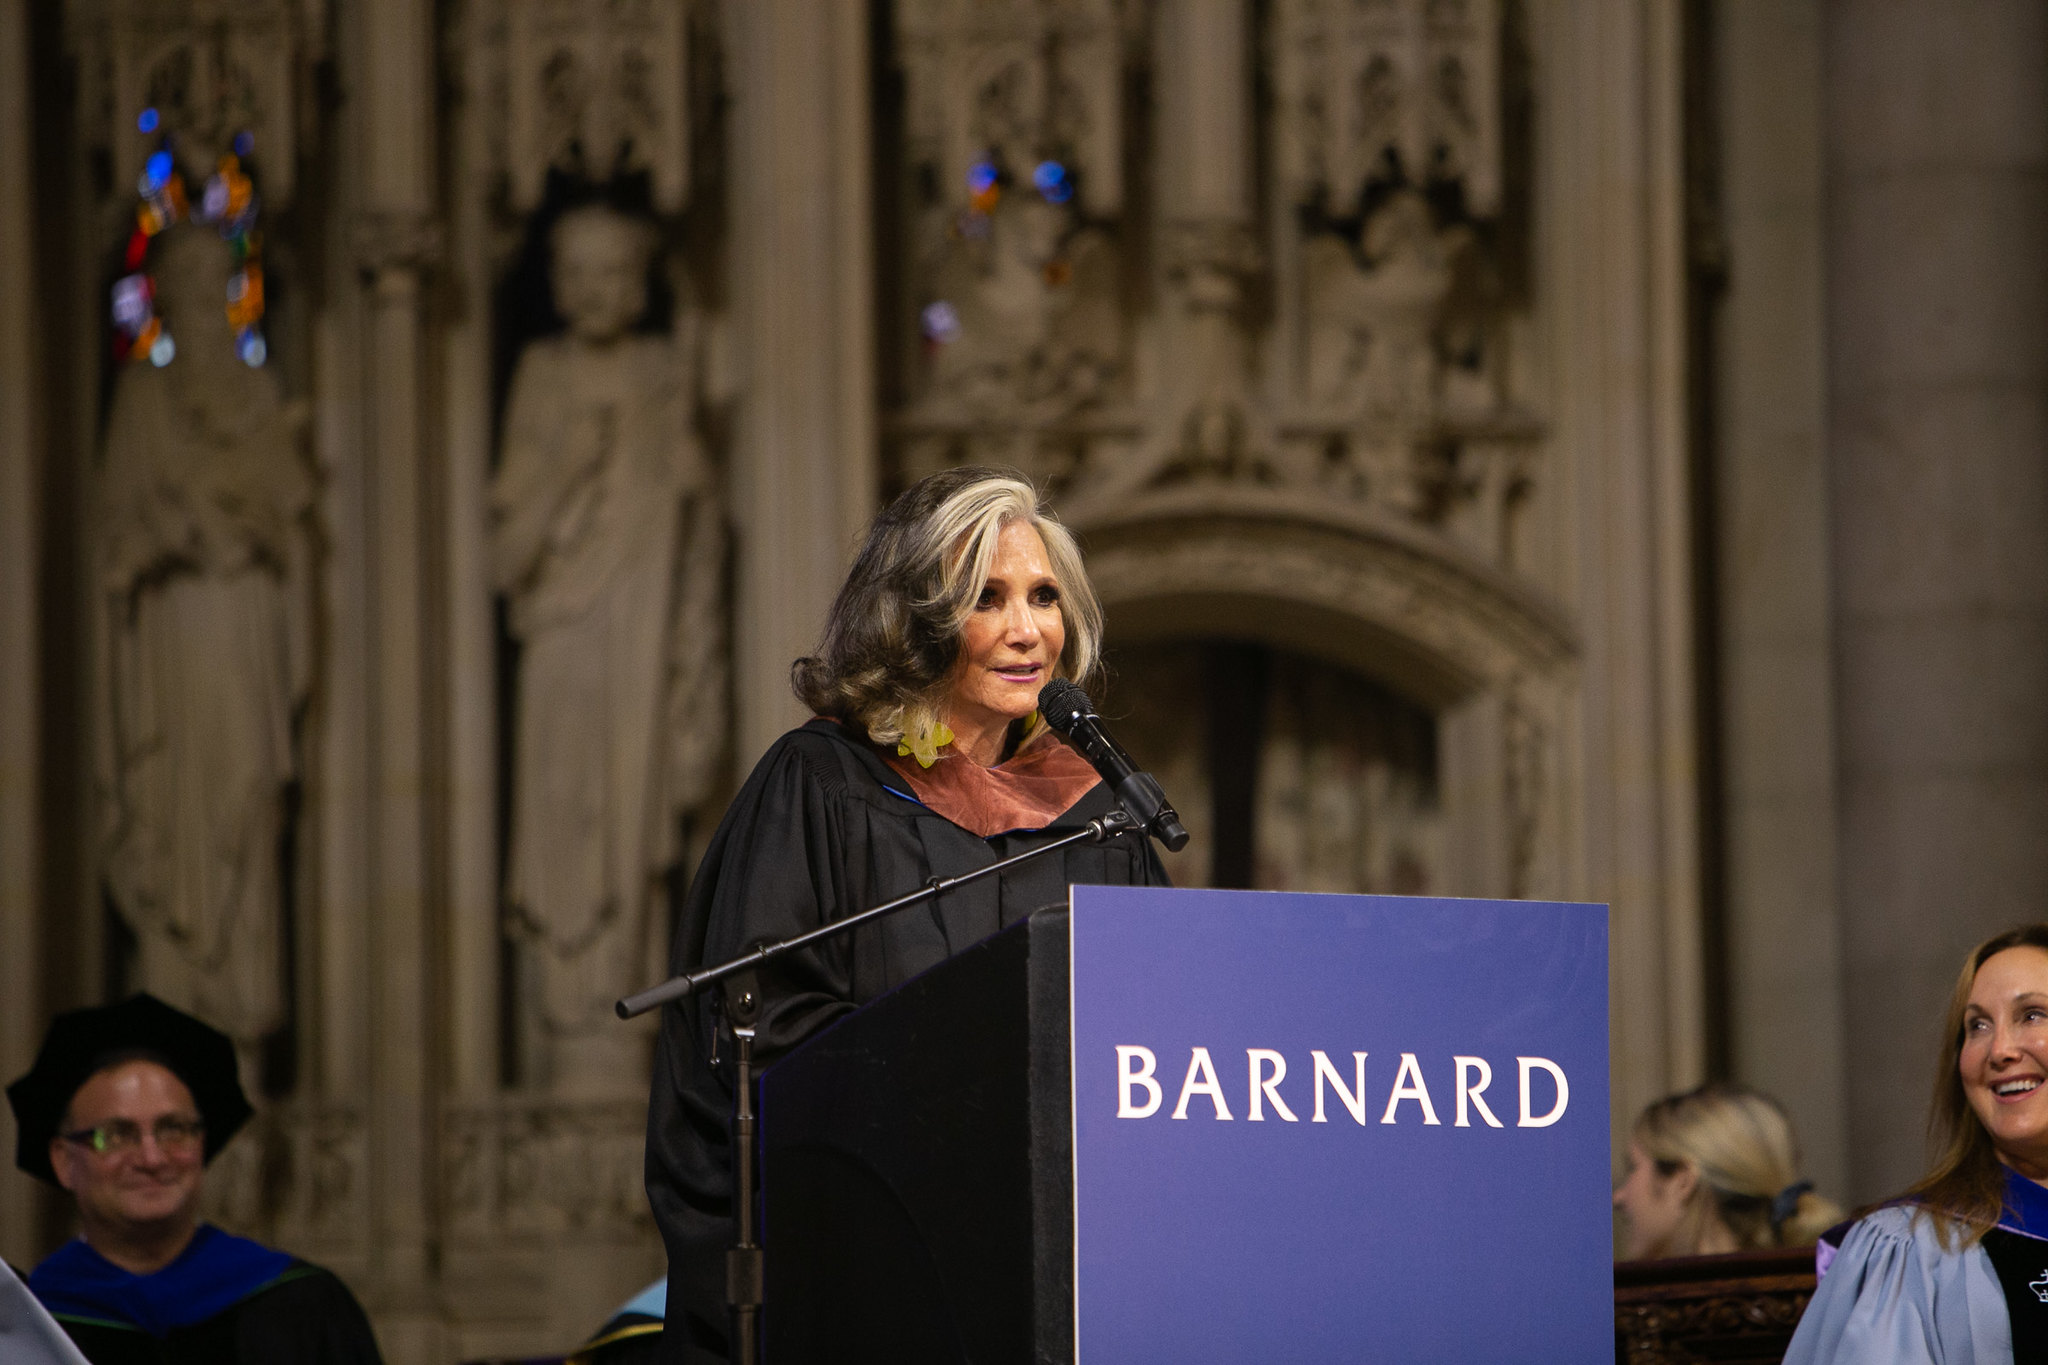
[0, 1, 1732, 1357]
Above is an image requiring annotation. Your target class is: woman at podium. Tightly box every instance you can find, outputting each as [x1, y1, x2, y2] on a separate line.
[644, 466, 1168, 1362]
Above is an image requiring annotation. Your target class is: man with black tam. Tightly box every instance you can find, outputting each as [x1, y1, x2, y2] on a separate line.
[6, 994, 383, 1364]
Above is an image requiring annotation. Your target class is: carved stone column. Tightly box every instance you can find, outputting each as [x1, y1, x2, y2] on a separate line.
[724, 0, 876, 764]
[0, 0, 44, 1270]
[1533, 0, 1704, 1145]
[442, 20, 497, 1105]
[1107, 0, 1267, 499]
[1712, 0, 1849, 1200]
[1158, 0, 1251, 241]
[352, 0, 444, 1355]
[1825, 0, 2048, 1200]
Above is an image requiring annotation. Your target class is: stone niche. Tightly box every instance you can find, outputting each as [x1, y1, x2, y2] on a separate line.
[439, 0, 731, 1356]
[67, 0, 325, 1261]
[879, 0, 1569, 910]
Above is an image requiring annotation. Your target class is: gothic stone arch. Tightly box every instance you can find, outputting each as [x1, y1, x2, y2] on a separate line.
[1075, 485, 1577, 901]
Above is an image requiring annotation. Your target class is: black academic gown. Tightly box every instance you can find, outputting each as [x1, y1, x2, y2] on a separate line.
[644, 719, 1168, 1363]
[50, 1262, 381, 1365]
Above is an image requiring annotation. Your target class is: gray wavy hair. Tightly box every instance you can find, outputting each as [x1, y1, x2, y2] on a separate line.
[791, 466, 1103, 748]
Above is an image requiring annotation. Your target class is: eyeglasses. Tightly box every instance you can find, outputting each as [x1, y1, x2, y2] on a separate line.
[59, 1116, 205, 1157]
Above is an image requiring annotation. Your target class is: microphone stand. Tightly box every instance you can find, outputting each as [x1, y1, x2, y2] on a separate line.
[719, 967, 762, 1364]
[615, 806, 1148, 1365]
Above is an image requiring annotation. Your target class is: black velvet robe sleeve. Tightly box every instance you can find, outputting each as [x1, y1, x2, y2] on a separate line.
[645, 720, 1167, 1363]
[53, 1262, 383, 1365]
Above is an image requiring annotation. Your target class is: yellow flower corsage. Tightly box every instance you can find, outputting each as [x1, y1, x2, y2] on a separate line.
[897, 716, 955, 768]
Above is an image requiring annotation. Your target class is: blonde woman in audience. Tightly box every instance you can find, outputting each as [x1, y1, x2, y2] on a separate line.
[1614, 1082, 1842, 1260]
[1786, 924, 2048, 1364]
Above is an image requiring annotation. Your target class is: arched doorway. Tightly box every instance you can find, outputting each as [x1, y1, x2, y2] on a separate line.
[1075, 485, 1577, 902]
[1102, 641, 1442, 895]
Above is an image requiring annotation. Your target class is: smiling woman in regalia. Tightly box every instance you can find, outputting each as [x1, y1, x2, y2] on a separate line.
[1787, 925, 2048, 1364]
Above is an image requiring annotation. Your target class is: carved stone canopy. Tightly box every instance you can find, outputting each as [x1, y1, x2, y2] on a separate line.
[896, 0, 1136, 218]
[1272, 0, 1501, 216]
[69, 0, 315, 208]
[505, 0, 690, 214]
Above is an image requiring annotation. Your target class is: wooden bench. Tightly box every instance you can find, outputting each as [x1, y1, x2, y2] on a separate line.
[1616, 1245, 1819, 1364]
[469, 1248, 1824, 1365]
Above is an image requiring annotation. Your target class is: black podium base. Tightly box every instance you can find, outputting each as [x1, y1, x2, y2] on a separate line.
[757, 907, 1074, 1364]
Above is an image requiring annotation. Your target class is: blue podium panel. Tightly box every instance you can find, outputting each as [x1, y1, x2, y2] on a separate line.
[1069, 886, 1610, 1364]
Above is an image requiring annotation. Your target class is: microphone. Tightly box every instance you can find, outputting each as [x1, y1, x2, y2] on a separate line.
[1038, 678, 1191, 852]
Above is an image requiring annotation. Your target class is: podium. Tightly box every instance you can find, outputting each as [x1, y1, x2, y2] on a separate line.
[757, 886, 1611, 1363]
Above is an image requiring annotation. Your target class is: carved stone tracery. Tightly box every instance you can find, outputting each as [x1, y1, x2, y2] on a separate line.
[877, 2, 1565, 904]
[890, 0, 1139, 486]
[896, 0, 1132, 220]
[443, 1097, 654, 1241]
[1269, 0, 1527, 529]
[69, 0, 316, 210]
[505, 0, 689, 213]
[1273, 0, 1501, 220]
[884, 0, 1532, 545]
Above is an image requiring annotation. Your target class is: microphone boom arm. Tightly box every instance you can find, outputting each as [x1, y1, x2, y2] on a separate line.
[615, 807, 1140, 1019]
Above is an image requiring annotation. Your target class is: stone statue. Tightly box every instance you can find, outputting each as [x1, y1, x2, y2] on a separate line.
[1305, 187, 1470, 417]
[924, 195, 1118, 426]
[1254, 657, 1441, 897]
[95, 224, 315, 1081]
[490, 204, 724, 1096]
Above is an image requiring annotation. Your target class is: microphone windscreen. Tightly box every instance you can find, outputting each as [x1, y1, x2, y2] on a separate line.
[1037, 678, 1093, 735]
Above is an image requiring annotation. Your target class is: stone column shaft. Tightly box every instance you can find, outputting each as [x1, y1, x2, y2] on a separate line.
[1156, 0, 1251, 221]
[1096, 0, 1263, 507]
[1713, 0, 1849, 1200]
[1825, 0, 2048, 1200]
[354, 0, 442, 1355]
[0, 0, 44, 1270]
[1535, 0, 1704, 1145]
[443, 35, 497, 1101]
[726, 0, 876, 767]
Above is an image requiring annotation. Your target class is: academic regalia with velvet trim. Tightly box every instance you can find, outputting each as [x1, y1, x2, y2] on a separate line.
[644, 718, 1168, 1363]
[26, 1224, 382, 1365]
[1785, 1167, 2048, 1365]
